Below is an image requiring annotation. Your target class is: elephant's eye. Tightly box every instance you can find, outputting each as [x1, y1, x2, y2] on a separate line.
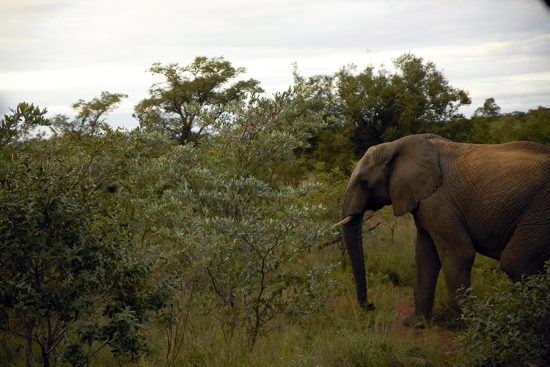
[359, 179, 369, 189]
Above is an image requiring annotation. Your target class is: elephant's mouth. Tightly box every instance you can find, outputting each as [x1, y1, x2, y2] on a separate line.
[367, 196, 387, 211]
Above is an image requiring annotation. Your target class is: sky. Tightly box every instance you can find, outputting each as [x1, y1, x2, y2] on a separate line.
[0, 0, 549, 129]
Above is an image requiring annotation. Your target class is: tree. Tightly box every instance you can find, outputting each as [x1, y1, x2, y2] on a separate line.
[289, 54, 471, 171]
[0, 102, 48, 148]
[440, 98, 502, 143]
[134, 57, 263, 144]
[288, 69, 356, 174]
[517, 107, 550, 145]
[126, 94, 334, 353]
[473, 97, 501, 118]
[462, 104, 550, 145]
[52, 91, 127, 136]
[190, 96, 332, 347]
[337, 54, 471, 155]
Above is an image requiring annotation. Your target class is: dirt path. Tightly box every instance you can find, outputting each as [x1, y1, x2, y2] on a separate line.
[392, 297, 457, 358]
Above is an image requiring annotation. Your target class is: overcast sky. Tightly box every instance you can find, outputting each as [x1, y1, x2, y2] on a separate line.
[1, 0, 549, 129]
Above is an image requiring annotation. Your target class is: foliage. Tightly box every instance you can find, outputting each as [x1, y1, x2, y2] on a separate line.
[440, 99, 550, 145]
[0, 134, 169, 366]
[473, 97, 501, 118]
[130, 94, 336, 352]
[135, 57, 263, 144]
[291, 53, 471, 173]
[338, 53, 470, 154]
[458, 263, 550, 367]
[0, 102, 49, 148]
[1, 53, 549, 366]
[52, 91, 127, 137]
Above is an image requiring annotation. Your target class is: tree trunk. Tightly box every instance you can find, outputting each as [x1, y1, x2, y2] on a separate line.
[26, 336, 34, 367]
[41, 348, 49, 367]
[24, 320, 35, 367]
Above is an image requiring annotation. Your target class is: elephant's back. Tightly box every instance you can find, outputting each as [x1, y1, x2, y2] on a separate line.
[494, 141, 550, 179]
[425, 139, 549, 256]
[496, 140, 550, 158]
[439, 142, 548, 251]
[461, 141, 550, 173]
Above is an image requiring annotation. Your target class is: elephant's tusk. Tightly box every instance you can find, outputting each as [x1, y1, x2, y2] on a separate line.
[334, 211, 375, 227]
[335, 216, 353, 226]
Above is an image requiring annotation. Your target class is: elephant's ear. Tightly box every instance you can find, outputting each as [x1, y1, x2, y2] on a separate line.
[388, 136, 442, 216]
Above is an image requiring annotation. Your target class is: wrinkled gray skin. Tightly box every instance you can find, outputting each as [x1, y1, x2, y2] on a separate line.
[341, 134, 550, 326]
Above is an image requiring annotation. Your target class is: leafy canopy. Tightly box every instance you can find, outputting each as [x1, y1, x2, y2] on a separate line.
[52, 91, 127, 137]
[135, 56, 263, 144]
[0, 102, 49, 147]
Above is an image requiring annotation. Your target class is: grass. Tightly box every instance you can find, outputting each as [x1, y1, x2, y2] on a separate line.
[133, 208, 458, 366]
[2, 208, 512, 367]
[147, 280, 451, 367]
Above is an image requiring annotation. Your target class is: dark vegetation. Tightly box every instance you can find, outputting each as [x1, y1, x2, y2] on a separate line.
[1, 54, 549, 366]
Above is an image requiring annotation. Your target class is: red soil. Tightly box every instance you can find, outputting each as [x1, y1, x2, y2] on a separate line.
[392, 297, 457, 357]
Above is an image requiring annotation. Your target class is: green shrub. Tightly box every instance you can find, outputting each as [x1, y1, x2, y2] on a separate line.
[458, 262, 550, 366]
[0, 135, 170, 366]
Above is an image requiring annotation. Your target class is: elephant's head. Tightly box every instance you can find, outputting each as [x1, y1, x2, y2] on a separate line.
[339, 134, 442, 310]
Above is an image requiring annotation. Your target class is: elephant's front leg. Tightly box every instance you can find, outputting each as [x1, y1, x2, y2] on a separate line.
[430, 224, 476, 315]
[403, 225, 441, 327]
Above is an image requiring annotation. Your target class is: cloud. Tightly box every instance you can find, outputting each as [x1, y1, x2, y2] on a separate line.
[0, 0, 548, 127]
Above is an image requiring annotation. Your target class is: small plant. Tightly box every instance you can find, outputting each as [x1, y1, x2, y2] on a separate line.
[458, 262, 550, 367]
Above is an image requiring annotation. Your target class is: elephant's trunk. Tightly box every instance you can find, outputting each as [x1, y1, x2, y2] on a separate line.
[342, 215, 374, 310]
[340, 173, 375, 310]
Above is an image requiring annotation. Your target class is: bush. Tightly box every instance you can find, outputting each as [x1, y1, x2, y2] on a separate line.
[0, 135, 169, 366]
[142, 94, 336, 351]
[458, 262, 550, 366]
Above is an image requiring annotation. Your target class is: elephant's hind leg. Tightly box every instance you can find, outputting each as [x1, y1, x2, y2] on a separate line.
[500, 186, 550, 281]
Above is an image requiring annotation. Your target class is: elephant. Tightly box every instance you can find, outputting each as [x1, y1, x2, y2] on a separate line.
[339, 133, 550, 325]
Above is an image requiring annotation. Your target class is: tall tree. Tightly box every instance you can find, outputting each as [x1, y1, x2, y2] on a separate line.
[337, 54, 471, 154]
[473, 97, 501, 118]
[134, 57, 263, 144]
[52, 91, 127, 136]
[291, 54, 471, 171]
